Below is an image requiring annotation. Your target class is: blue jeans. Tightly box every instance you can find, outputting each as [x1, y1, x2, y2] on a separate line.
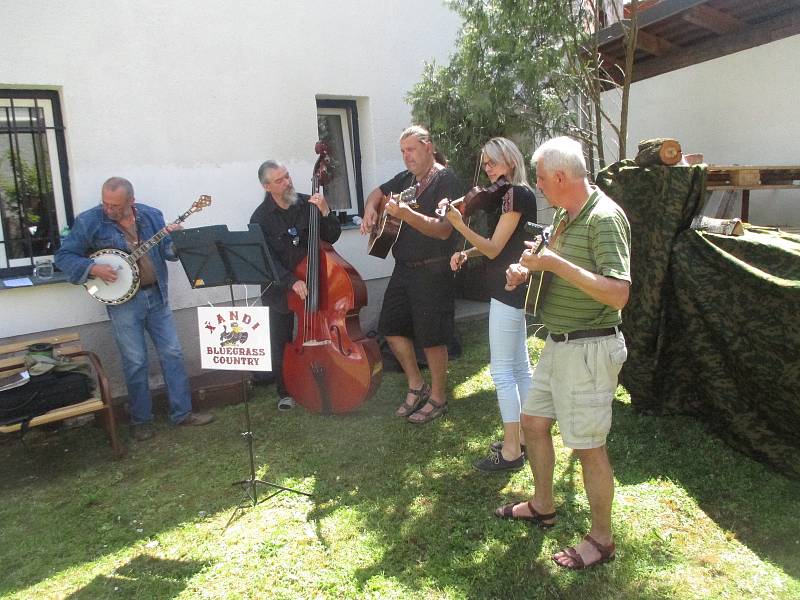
[489, 298, 533, 423]
[107, 286, 192, 425]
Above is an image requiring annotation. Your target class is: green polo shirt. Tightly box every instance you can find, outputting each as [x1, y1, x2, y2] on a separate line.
[534, 188, 631, 334]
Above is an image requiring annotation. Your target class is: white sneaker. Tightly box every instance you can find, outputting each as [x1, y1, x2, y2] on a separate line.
[277, 396, 295, 411]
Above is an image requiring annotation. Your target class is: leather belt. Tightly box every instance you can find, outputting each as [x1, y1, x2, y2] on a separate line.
[139, 283, 158, 291]
[549, 327, 617, 343]
[400, 256, 448, 269]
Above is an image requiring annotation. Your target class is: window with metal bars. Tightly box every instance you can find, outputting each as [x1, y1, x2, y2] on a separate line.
[0, 90, 72, 276]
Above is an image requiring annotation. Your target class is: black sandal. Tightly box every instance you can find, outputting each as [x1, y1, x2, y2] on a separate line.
[394, 383, 430, 417]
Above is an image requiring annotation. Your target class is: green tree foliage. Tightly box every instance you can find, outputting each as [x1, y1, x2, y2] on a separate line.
[409, 0, 616, 181]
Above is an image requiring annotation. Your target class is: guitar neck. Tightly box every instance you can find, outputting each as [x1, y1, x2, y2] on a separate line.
[129, 209, 193, 262]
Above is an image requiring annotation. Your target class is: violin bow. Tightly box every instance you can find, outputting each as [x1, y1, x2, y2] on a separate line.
[455, 152, 484, 270]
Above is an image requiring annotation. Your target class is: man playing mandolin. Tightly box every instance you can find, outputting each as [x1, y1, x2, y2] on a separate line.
[500, 137, 630, 570]
[55, 177, 214, 441]
[360, 125, 461, 424]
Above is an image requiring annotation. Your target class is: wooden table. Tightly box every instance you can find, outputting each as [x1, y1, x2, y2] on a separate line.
[706, 166, 800, 222]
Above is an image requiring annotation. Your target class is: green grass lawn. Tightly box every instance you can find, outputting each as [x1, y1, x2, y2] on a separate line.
[1, 319, 798, 599]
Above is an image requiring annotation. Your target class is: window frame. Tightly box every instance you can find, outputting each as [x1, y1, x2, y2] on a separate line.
[0, 89, 73, 276]
[316, 99, 364, 216]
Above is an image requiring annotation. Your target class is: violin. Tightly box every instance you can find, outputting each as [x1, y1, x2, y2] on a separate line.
[435, 176, 511, 219]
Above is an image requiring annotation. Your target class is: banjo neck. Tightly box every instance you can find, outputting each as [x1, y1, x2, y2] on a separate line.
[126, 204, 200, 263]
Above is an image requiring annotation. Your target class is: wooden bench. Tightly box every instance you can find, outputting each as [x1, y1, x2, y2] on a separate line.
[0, 333, 125, 457]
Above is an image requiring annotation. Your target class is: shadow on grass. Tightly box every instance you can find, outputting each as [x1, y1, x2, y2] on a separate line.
[293, 388, 683, 600]
[1, 318, 798, 598]
[64, 554, 206, 599]
[610, 399, 800, 578]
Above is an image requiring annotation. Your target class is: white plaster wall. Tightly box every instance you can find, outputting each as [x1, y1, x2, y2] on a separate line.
[601, 35, 800, 226]
[0, 0, 461, 337]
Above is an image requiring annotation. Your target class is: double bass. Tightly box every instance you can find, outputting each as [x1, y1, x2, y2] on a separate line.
[283, 142, 383, 414]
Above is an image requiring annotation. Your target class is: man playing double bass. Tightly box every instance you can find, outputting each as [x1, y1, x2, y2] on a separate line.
[360, 125, 461, 424]
[249, 160, 340, 410]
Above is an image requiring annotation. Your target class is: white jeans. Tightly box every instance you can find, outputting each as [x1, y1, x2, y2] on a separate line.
[489, 298, 533, 423]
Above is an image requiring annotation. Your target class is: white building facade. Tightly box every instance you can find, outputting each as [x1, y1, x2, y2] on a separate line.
[602, 33, 800, 226]
[0, 1, 462, 394]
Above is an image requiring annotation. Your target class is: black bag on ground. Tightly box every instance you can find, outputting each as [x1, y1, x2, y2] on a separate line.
[0, 371, 92, 426]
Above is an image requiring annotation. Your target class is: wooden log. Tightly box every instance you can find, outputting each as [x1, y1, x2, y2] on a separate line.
[635, 138, 682, 166]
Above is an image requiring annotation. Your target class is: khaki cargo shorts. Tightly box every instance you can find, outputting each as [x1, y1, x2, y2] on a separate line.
[522, 330, 627, 449]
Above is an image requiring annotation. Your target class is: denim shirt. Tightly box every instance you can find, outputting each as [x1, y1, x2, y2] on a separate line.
[55, 203, 177, 304]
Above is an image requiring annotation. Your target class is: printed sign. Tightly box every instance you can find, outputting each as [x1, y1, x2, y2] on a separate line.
[197, 306, 271, 371]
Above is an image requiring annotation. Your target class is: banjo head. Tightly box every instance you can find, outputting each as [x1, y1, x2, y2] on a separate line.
[86, 249, 140, 304]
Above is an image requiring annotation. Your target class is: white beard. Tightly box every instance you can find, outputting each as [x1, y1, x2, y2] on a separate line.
[283, 188, 298, 206]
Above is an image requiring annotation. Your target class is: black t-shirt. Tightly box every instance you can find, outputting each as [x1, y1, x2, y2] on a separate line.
[485, 185, 538, 309]
[379, 168, 461, 262]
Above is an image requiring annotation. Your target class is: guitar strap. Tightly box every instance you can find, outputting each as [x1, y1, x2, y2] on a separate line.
[414, 162, 445, 200]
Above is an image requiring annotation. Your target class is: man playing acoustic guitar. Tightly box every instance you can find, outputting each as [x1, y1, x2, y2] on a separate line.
[360, 126, 461, 424]
[55, 177, 214, 441]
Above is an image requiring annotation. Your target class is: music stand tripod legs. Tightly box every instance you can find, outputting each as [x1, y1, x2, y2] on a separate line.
[168, 225, 313, 529]
[222, 282, 311, 530]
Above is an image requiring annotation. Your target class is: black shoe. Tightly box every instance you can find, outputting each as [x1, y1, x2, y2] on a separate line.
[474, 451, 526, 472]
[130, 423, 155, 441]
[251, 374, 276, 387]
[490, 440, 526, 454]
[177, 412, 215, 426]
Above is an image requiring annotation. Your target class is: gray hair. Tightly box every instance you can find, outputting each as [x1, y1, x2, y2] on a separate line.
[257, 160, 285, 185]
[399, 125, 431, 145]
[102, 176, 134, 199]
[482, 137, 530, 187]
[399, 125, 448, 164]
[531, 136, 587, 180]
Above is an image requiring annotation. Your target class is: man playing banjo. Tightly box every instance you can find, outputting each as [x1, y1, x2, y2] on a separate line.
[55, 177, 213, 441]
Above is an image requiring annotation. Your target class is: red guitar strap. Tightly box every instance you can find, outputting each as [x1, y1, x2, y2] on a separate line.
[414, 162, 445, 199]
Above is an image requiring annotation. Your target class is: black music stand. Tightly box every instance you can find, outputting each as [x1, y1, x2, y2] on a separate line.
[172, 224, 311, 525]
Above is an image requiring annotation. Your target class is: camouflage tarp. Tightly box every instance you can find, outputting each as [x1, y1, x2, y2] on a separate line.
[597, 160, 800, 478]
[596, 161, 707, 411]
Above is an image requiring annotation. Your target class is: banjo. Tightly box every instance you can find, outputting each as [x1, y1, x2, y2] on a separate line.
[85, 195, 211, 304]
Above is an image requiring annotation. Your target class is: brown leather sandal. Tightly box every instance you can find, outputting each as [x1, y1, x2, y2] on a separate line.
[494, 500, 556, 529]
[394, 383, 431, 417]
[407, 398, 447, 424]
[552, 534, 615, 570]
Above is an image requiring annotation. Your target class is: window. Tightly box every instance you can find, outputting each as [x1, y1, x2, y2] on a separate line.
[316, 99, 363, 217]
[0, 90, 72, 274]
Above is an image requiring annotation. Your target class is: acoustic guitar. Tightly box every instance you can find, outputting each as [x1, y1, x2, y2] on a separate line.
[367, 186, 417, 259]
[85, 195, 211, 304]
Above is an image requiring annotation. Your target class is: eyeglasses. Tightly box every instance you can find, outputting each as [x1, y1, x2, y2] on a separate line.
[482, 159, 497, 170]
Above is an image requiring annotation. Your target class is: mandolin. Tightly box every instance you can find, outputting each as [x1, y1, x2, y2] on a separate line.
[523, 221, 553, 316]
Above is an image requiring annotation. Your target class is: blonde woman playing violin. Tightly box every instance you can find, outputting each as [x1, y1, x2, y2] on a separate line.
[439, 137, 538, 472]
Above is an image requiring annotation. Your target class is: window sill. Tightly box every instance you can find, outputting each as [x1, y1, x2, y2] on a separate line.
[0, 271, 70, 291]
